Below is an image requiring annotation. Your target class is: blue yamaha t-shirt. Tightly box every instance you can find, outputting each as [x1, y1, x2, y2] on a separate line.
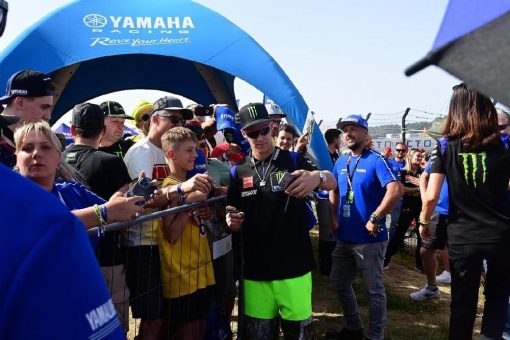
[0, 165, 124, 340]
[52, 180, 107, 248]
[424, 161, 449, 215]
[333, 150, 398, 244]
[389, 159, 405, 178]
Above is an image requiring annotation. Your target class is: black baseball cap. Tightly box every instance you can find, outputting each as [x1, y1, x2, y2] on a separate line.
[0, 69, 55, 104]
[71, 103, 105, 134]
[0, 114, 19, 128]
[152, 95, 193, 120]
[100, 100, 133, 119]
[238, 102, 271, 129]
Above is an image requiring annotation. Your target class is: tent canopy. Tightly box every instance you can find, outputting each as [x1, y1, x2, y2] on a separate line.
[0, 0, 332, 170]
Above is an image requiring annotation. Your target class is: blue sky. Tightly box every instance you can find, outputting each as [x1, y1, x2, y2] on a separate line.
[0, 0, 461, 127]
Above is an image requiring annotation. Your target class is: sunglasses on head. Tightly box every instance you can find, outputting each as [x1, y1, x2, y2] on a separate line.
[246, 126, 271, 139]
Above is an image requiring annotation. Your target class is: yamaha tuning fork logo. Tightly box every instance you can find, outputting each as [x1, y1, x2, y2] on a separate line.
[83, 14, 108, 29]
[82, 13, 195, 47]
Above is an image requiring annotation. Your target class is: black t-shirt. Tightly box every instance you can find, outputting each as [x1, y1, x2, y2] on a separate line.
[329, 151, 339, 165]
[98, 139, 134, 159]
[430, 138, 510, 245]
[227, 148, 318, 281]
[63, 144, 132, 265]
[400, 167, 422, 210]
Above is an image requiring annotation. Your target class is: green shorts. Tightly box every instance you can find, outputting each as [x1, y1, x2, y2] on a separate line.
[244, 272, 312, 321]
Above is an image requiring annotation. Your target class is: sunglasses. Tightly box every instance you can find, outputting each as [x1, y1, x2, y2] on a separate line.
[139, 114, 150, 122]
[395, 149, 406, 152]
[159, 113, 185, 125]
[499, 124, 509, 130]
[246, 126, 271, 139]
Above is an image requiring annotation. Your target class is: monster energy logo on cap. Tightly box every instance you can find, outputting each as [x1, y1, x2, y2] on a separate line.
[247, 106, 258, 119]
[458, 152, 487, 188]
[238, 102, 271, 129]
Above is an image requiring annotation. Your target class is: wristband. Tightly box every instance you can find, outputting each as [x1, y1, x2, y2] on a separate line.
[418, 218, 430, 226]
[100, 204, 108, 223]
[177, 183, 186, 205]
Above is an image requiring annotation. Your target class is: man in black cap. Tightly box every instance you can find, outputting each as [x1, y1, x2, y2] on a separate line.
[62, 102, 134, 334]
[225, 102, 336, 339]
[0, 69, 55, 167]
[98, 100, 135, 158]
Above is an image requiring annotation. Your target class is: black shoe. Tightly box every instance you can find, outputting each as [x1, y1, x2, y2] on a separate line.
[325, 327, 364, 339]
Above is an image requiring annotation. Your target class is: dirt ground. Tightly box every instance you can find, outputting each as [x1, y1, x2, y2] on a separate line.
[127, 228, 484, 339]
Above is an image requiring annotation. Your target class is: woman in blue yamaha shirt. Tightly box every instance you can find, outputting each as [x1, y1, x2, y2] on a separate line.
[14, 121, 144, 231]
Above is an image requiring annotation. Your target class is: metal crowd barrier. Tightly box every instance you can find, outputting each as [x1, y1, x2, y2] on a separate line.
[87, 195, 227, 236]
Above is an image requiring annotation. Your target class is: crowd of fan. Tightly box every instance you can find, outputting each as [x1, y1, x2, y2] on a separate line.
[2, 69, 510, 340]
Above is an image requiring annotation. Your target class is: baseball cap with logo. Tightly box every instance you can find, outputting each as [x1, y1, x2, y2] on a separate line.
[238, 103, 271, 130]
[215, 106, 236, 130]
[265, 102, 287, 118]
[0, 69, 55, 104]
[337, 114, 369, 130]
[71, 103, 105, 134]
[152, 95, 193, 120]
[100, 101, 133, 120]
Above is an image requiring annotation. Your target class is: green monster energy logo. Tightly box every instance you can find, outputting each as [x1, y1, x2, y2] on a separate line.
[458, 152, 487, 187]
[275, 171, 285, 184]
[247, 106, 258, 119]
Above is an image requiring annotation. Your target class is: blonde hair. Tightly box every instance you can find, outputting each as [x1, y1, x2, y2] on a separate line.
[402, 148, 421, 173]
[14, 120, 80, 182]
[161, 126, 197, 153]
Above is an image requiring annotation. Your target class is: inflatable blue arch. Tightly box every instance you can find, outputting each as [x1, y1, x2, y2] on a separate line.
[0, 0, 331, 170]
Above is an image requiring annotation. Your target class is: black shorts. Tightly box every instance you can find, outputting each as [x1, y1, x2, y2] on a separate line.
[168, 286, 215, 322]
[422, 213, 448, 250]
[124, 245, 164, 320]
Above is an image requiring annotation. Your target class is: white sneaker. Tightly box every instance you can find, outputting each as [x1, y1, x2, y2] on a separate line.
[409, 286, 441, 301]
[436, 270, 451, 284]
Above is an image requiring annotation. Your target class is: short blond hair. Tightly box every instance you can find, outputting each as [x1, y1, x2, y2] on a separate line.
[161, 126, 197, 153]
[14, 120, 79, 182]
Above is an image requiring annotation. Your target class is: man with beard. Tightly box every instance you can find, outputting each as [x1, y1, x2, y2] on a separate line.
[328, 115, 403, 340]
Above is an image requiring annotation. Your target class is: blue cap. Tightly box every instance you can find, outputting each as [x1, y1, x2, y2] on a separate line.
[337, 114, 368, 130]
[215, 106, 236, 130]
[186, 149, 207, 179]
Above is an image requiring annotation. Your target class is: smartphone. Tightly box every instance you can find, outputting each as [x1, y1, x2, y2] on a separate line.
[280, 172, 297, 190]
[194, 106, 213, 117]
[126, 177, 157, 205]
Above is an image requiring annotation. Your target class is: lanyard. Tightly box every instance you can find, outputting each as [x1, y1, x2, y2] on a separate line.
[346, 153, 362, 202]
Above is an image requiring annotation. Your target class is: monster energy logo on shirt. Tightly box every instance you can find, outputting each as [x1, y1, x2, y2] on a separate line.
[247, 106, 258, 119]
[458, 152, 487, 187]
[274, 171, 285, 184]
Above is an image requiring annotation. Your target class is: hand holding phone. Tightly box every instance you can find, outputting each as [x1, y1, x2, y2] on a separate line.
[126, 176, 157, 206]
[280, 171, 297, 190]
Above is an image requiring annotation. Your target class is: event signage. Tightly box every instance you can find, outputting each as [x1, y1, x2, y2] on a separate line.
[372, 137, 436, 152]
[82, 13, 195, 47]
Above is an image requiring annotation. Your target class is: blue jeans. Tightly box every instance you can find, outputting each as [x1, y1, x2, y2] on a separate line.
[330, 241, 388, 340]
